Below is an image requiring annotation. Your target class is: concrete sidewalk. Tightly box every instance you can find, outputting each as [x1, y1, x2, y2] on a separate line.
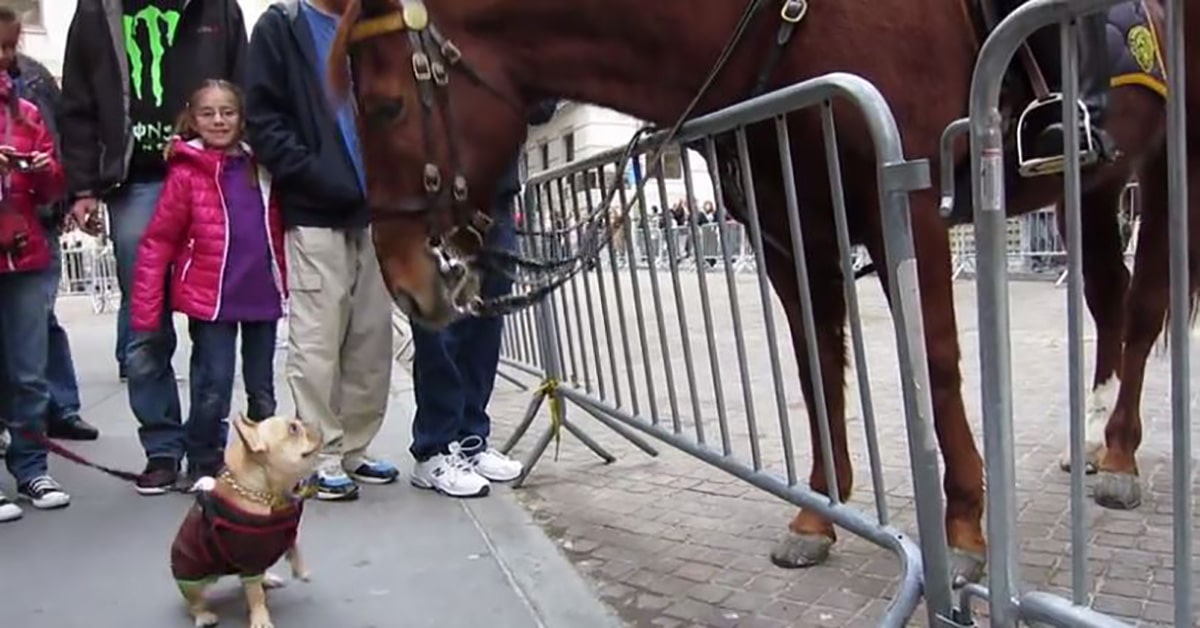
[0, 298, 623, 628]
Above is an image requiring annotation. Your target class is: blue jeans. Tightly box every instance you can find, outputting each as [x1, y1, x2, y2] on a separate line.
[111, 181, 165, 372]
[110, 181, 184, 461]
[0, 270, 52, 485]
[44, 233, 82, 420]
[185, 319, 278, 472]
[410, 200, 516, 461]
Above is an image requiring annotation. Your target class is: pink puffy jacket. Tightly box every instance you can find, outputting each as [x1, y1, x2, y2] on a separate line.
[131, 138, 286, 332]
[0, 96, 64, 274]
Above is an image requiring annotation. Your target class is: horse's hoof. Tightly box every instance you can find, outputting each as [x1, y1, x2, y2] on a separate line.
[1057, 457, 1098, 475]
[1094, 471, 1142, 510]
[769, 531, 833, 569]
[948, 549, 987, 586]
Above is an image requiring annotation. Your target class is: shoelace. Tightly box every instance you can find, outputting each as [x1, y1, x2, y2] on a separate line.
[27, 476, 61, 495]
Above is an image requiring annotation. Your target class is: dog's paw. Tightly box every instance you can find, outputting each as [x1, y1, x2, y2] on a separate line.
[250, 620, 274, 628]
[261, 573, 286, 590]
[292, 567, 311, 582]
[192, 611, 219, 627]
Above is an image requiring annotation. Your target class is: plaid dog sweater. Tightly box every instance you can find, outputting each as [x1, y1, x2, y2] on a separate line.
[170, 489, 303, 583]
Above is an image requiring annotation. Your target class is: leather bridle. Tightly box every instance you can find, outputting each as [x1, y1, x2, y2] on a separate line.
[345, 0, 520, 244]
[341, 0, 811, 317]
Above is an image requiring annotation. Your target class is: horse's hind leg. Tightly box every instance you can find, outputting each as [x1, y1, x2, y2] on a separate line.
[1054, 177, 1131, 474]
[758, 211, 854, 570]
[1095, 142, 1200, 509]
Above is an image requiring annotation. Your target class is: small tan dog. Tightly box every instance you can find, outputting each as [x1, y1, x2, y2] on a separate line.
[169, 414, 323, 628]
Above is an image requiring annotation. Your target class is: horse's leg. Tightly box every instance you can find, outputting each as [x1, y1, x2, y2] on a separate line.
[764, 213, 853, 569]
[867, 192, 986, 582]
[1053, 177, 1130, 474]
[1095, 142, 1199, 509]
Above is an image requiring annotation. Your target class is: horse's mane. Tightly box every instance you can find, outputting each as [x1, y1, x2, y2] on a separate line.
[327, 0, 364, 105]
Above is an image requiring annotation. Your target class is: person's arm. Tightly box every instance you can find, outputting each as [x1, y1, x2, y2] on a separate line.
[130, 171, 191, 333]
[57, 7, 101, 200]
[226, 1, 249, 86]
[243, 11, 357, 202]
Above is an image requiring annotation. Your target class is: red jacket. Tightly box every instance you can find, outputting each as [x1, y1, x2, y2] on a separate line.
[131, 139, 286, 332]
[0, 97, 65, 274]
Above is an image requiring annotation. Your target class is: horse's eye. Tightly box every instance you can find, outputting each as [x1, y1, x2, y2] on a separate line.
[369, 99, 406, 125]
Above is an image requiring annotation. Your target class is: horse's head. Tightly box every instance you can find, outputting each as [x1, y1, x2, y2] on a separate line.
[331, 0, 529, 329]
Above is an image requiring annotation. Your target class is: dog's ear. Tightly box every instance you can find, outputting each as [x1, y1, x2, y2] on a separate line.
[232, 413, 267, 453]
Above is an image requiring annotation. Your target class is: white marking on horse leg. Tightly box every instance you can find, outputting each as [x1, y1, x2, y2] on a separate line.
[1059, 377, 1117, 472]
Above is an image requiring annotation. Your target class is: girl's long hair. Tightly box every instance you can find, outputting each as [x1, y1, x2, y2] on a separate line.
[168, 80, 258, 188]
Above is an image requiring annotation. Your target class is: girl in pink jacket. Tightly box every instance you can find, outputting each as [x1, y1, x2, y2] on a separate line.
[130, 80, 286, 487]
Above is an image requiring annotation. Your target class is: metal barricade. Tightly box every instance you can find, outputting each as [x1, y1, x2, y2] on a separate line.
[952, 0, 1193, 625]
[496, 73, 955, 627]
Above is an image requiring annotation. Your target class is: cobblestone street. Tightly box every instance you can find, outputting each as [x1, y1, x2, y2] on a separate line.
[484, 272, 1200, 628]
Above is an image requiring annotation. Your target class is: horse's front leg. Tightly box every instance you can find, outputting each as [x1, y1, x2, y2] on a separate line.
[1054, 177, 1131, 474]
[759, 229, 854, 569]
[888, 197, 987, 583]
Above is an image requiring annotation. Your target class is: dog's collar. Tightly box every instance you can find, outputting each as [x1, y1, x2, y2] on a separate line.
[217, 468, 292, 510]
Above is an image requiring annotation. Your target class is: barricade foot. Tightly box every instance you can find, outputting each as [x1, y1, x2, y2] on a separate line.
[496, 367, 531, 392]
[769, 530, 833, 569]
[499, 388, 548, 455]
[569, 397, 660, 457]
[1093, 471, 1142, 510]
[561, 418, 618, 464]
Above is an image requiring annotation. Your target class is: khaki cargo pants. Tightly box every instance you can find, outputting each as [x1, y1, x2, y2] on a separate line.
[284, 226, 393, 470]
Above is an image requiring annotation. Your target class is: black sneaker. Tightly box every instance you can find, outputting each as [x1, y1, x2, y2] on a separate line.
[136, 457, 179, 496]
[17, 475, 71, 510]
[47, 415, 100, 441]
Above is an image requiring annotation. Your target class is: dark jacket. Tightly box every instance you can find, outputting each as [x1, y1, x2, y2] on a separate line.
[58, 0, 248, 200]
[497, 100, 559, 200]
[13, 54, 67, 227]
[244, 0, 367, 230]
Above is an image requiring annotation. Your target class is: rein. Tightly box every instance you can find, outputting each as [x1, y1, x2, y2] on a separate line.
[345, 0, 809, 318]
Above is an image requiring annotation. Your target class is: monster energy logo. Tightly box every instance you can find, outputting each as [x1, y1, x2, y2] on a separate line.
[124, 7, 181, 107]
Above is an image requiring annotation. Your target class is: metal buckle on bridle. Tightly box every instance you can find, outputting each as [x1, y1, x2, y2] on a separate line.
[452, 174, 469, 202]
[431, 60, 449, 86]
[440, 40, 462, 65]
[423, 163, 442, 193]
[412, 52, 433, 82]
[780, 0, 807, 23]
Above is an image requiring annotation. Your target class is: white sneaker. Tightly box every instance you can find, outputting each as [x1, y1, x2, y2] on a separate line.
[469, 448, 524, 482]
[17, 475, 70, 510]
[410, 442, 490, 498]
[0, 492, 22, 522]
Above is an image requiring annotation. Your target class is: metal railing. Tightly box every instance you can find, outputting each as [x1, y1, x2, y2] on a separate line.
[952, 0, 1193, 625]
[493, 73, 953, 627]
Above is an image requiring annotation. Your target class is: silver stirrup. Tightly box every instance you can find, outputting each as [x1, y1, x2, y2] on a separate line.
[1015, 94, 1099, 178]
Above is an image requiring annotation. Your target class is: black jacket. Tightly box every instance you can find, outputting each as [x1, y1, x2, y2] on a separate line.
[14, 54, 68, 226]
[244, 0, 368, 230]
[58, 0, 248, 200]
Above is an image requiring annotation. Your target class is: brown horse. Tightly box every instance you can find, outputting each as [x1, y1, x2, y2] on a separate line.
[326, 0, 1196, 582]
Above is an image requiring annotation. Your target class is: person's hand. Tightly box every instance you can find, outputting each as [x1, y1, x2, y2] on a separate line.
[29, 151, 51, 172]
[70, 197, 103, 236]
[0, 145, 12, 175]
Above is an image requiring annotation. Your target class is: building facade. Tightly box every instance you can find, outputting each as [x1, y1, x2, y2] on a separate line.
[523, 102, 716, 218]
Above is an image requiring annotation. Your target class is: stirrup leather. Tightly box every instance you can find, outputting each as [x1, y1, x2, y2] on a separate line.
[1015, 94, 1099, 178]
